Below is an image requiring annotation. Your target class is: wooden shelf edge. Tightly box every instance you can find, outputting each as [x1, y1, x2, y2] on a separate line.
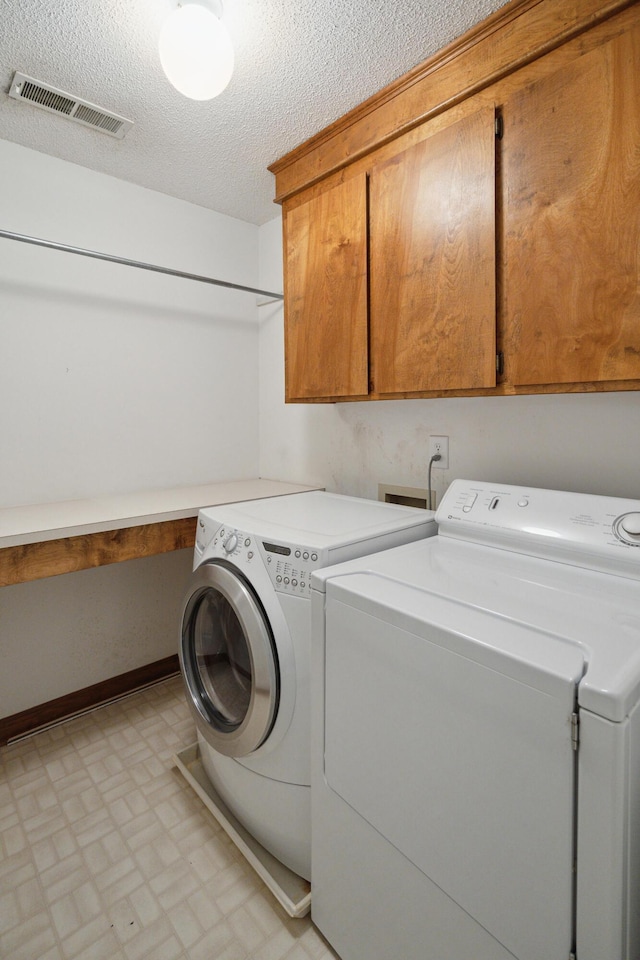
[0, 516, 197, 587]
[0, 655, 180, 746]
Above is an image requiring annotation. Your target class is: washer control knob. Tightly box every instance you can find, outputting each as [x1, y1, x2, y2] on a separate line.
[462, 493, 478, 513]
[223, 533, 238, 554]
[621, 513, 640, 535]
[616, 512, 640, 544]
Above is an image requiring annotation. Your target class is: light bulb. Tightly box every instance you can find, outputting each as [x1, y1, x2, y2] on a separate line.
[159, 3, 234, 101]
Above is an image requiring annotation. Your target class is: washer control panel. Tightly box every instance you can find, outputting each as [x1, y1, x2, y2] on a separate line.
[207, 524, 323, 596]
[195, 514, 221, 559]
[261, 539, 321, 596]
[437, 479, 640, 577]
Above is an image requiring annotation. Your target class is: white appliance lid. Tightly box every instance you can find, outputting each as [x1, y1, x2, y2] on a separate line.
[200, 491, 435, 548]
[313, 531, 640, 723]
[326, 564, 586, 700]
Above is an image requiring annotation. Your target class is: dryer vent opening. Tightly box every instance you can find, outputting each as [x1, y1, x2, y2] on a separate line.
[8, 72, 133, 139]
[378, 483, 429, 510]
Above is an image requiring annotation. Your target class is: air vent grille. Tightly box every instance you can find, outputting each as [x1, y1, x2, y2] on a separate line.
[73, 104, 124, 135]
[8, 72, 133, 139]
[20, 80, 75, 115]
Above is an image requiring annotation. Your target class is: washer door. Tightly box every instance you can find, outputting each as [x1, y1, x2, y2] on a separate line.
[180, 560, 279, 757]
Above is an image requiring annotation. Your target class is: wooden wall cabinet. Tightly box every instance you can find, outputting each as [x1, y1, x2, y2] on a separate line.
[284, 106, 497, 401]
[369, 107, 496, 396]
[275, 0, 640, 402]
[285, 176, 368, 400]
[501, 24, 640, 388]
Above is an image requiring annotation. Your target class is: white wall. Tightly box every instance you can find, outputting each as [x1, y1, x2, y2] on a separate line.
[0, 139, 260, 507]
[258, 214, 640, 505]
[0, 140, 262, 718]
[1, 550, 192, 717]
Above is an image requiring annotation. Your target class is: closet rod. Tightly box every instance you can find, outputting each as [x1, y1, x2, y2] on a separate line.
[0, 228, 284, 301]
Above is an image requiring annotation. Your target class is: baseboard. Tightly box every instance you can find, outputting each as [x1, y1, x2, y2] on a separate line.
[0, 654, 180, 746]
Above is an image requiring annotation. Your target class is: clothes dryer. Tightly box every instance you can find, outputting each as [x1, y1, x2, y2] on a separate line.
[180, 490, 435, 880]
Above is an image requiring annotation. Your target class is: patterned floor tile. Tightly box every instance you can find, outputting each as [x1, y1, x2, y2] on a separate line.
[0, 676, 340, 960]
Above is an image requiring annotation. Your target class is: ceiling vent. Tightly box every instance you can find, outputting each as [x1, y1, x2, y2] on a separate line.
[8, 72, 133, 139]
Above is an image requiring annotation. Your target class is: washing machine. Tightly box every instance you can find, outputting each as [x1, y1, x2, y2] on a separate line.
[179, 490, 436, 880]
[311, 480, 640, 960]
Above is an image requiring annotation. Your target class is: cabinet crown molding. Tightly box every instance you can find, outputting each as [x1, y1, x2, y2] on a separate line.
[270, 0, 637, 203]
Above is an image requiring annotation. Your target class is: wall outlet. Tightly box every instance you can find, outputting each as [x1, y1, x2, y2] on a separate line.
[428, 435, 449, 469]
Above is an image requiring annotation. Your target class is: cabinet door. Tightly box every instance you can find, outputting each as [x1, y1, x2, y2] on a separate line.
[284, 176, 368, 400]
[369, 107, 497, 395]
[502, 26, 640, 386]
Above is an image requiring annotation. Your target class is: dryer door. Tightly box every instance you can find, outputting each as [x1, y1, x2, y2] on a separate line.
[180, 560, 279, 757]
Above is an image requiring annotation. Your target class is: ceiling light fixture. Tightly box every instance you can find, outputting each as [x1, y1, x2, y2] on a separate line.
[159, 0, 234, 101]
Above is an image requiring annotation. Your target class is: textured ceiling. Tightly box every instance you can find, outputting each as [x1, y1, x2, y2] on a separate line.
[1, 0, 507, 225]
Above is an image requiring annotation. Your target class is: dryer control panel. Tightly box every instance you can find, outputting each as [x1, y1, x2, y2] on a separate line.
[437, 480, 640, 579]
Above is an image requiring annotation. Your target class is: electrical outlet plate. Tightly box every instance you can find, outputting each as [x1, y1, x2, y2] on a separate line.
[428, 435, 449, 469]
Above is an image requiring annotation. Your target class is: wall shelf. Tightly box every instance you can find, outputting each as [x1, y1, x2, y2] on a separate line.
[0, 478, 321, 586]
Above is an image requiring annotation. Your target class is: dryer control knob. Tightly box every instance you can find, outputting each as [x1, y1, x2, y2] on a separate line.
[223, 533, 238, 553]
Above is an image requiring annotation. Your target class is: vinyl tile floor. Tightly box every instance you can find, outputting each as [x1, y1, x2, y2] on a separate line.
[0, 676, 340, 960]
